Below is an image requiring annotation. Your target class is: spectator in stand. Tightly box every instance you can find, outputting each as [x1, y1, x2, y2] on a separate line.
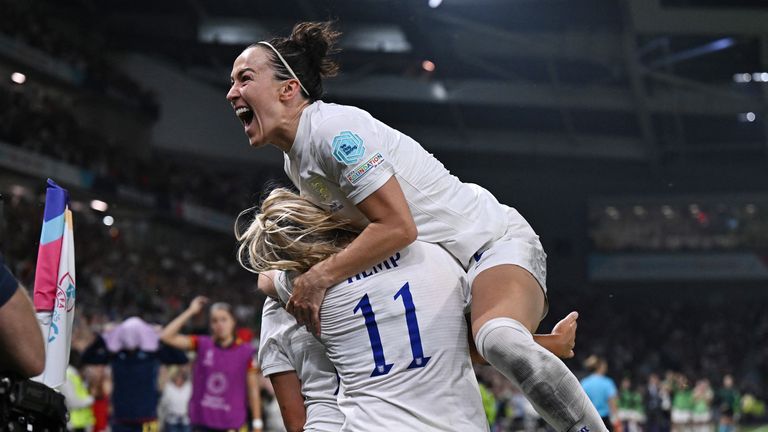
[582, 355, 620, 432]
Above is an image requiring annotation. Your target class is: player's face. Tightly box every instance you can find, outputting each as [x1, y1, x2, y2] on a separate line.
[210, 309, 236, 341]
[227, 47, 283, 148]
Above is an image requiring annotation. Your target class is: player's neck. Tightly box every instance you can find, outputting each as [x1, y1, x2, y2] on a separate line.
[271, 100, 311, 153]
[215, 334, 235, 348]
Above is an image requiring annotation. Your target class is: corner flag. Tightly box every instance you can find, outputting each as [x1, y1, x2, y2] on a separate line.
[32, 179, 76, 389]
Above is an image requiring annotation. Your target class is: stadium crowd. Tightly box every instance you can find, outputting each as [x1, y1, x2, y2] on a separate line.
[590, 201, 768, 252]
[0, 83, 280, 215]
[2, 188, 766, 431]
[0, 0, 158, 113]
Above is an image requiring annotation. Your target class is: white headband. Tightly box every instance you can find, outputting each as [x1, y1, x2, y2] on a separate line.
[257, 41, 310, 96]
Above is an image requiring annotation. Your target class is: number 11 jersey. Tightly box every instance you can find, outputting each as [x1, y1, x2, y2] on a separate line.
[286, 241, 488, 432]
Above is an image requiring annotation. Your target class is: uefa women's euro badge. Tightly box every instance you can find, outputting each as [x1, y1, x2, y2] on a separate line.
[331, 131, 366, 164]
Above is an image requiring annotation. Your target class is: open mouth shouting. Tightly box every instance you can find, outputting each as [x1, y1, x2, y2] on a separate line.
[235, 104, 255, 129]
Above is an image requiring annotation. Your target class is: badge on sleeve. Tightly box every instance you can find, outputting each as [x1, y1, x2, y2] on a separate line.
[345, 152, 385, 185]
[331, 131, 365, 164]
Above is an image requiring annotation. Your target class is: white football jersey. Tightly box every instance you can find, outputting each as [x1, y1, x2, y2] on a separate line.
[259, 298, 344, 432]
[275, 242, 488, 432]
[284, 100, 514, 268]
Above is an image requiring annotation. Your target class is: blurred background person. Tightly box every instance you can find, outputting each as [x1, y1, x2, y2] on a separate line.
[62, 350, 96, 432]
[582, 355, 620, 432]
[618, 377, 645, 432]
[691, 378, 714, 432]
[82, 316, 188, 432]
[715, 375, 740, 432]
[645, 373, 672, 432]
[85, 364, 111, 432]
[671, 374, 694, 432]
[159, 365, 193, 432]
[161, 296, 263, 432]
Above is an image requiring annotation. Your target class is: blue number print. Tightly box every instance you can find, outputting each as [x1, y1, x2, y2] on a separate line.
[353, 282, 430, 376]
[353, 294, 394, 377]
[394, 282, 431, 369]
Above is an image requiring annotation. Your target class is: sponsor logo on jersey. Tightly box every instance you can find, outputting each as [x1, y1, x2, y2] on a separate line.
[473, 250, 485, 263]
[206, 372, 229, 395]
[332, 131, 366, 164]
[203, 349, 214, 366]
[345, 152, 385, 185]
[347, 252, 401, 284]
[308, 177, 331, 201]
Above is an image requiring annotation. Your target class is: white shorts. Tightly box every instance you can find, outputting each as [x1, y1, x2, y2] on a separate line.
[671, 409, 692, 424]
[619, 409, 646, 423]
[466, 205, 549, 315]
[692, 412, 711, 423]
[618, 409, 633, 422]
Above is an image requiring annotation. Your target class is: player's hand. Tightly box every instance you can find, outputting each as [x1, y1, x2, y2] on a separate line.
[187, 296, 209, 315]
[551, 311, 578, 359]
[286, 268, 331, 335]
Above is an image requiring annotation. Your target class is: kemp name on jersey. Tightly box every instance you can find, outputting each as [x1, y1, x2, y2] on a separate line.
[347, 252, 401, 284]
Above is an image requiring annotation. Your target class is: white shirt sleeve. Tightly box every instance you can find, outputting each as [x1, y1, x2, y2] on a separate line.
[258, 298, 296, 377]
[274, 270, 293, 305]
[312, 114, 396, 205]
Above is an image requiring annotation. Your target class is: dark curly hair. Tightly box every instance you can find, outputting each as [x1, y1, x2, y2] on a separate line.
[250, 21, 341, 101]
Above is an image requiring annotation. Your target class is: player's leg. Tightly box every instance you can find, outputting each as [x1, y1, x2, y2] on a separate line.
[471, 264, 606, 432]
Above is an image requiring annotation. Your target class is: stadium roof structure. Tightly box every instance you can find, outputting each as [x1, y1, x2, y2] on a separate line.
[85, 0, 768, 161]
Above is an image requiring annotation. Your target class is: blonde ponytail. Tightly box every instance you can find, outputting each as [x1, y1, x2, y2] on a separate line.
[235, 188, 357, 274]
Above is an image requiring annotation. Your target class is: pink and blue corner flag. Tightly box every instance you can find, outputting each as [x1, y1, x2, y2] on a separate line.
[32, 179, 76, 389]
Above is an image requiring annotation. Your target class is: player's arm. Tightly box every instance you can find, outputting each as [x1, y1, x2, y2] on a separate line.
[247, 368, 264, 432]
[288, 176, 417, 333]
[270, 371, 307, 432]
[609, 394, 621, 431]
[159, 296, 208, 350]
[257, 271, 279, 299]
[0, 288, 46, 376]
[0, 262, 45, 377]
[326, 175, 418, 280]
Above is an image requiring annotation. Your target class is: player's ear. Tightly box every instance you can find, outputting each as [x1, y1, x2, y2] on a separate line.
[279, 79, 302, 101]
